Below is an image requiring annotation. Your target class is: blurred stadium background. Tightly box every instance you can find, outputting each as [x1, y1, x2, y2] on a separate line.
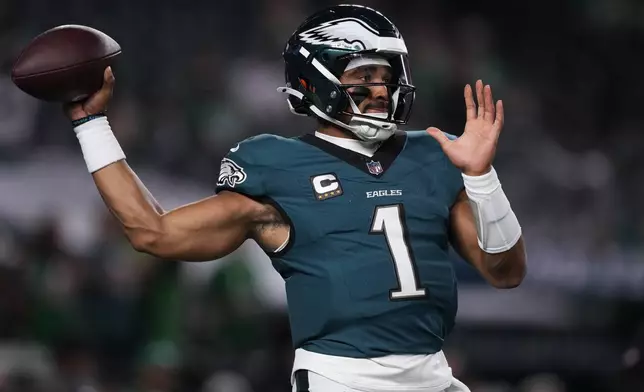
[1, 0, 643, 391]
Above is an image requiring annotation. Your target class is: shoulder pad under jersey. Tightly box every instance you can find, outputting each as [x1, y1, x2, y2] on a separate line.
[215, 134, 286, 198]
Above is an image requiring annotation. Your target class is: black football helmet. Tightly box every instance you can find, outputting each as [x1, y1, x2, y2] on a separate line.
[279, 4, 416, 141]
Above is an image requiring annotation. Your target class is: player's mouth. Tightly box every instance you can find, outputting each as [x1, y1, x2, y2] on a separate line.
[366, 108, 388, 113]
[364, 101, 389, 113]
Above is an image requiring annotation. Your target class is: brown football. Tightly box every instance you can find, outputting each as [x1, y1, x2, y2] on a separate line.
[11, 25, 121, 102]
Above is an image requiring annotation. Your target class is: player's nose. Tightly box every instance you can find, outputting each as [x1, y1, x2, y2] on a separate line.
[369, 84, 388, 100]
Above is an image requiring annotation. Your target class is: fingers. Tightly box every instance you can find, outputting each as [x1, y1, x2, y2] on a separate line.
[470, 79, 499, 126]
[494, 100, 504, 134]
[464, 84, 476, 121]
[483, 84, 495, 123]
[426, 127, 451, 148]
[475, 80, 484, 118]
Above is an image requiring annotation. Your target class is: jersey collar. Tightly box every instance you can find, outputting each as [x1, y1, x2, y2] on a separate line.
[299, 131, 407, 178]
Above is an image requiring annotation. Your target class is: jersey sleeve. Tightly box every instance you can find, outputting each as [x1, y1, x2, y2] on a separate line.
[215, 139, 266, 198]
[440, 132, 465, 204]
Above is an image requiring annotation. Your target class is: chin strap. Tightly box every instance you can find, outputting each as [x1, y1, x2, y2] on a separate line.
[278, 87, 396, 142]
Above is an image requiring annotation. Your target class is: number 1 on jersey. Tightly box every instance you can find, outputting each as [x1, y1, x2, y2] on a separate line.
[370, 204, 427, 300]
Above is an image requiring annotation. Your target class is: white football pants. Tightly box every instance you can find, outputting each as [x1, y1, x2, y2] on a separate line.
[292, 370, 471, 392]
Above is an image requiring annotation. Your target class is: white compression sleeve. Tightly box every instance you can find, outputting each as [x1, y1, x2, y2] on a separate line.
[462, 167, 522, 254]
[73, 116, 126, 173]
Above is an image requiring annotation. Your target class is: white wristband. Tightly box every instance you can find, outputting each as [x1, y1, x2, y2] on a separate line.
[462, 167, 522, 254]
[74, 116, 126, 173]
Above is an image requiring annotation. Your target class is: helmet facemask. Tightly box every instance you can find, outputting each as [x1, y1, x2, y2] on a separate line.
[330, 53, 415, 141]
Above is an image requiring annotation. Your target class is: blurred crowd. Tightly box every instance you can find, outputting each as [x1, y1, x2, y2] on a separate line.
[0, 0, 643, 391]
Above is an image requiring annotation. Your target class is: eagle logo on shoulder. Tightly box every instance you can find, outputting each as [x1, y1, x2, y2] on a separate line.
[217, 158, 247, 188]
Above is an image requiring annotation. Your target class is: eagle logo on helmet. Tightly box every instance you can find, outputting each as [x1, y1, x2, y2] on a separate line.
[298, 17, 381, 51]
[217, 158, 247, 188]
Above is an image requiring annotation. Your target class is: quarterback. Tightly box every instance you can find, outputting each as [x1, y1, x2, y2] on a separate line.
[63, 4, 526, 392]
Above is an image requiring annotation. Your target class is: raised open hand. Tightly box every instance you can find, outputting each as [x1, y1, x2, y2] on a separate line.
[426, 80, 504, 176]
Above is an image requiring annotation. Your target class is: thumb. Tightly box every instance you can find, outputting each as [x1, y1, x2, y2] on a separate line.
[104, 66, 115, 87]
[82, 66, 115, 115]
[426, 127, 451, 148]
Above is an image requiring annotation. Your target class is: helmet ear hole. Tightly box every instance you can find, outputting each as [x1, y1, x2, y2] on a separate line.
[288, 95, 310, 116]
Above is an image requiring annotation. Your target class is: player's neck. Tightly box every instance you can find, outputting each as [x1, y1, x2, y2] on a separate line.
[315, 126, 380, 157]
[316, 125, 358, 140]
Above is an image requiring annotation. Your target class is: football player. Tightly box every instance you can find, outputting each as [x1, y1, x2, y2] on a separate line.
[63, 4, 526, 392]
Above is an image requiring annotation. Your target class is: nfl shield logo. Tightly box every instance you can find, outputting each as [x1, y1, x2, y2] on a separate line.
[366, 160, 383, 175]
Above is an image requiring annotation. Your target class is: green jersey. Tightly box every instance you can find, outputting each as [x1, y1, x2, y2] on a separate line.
[215, 130, 464, 358]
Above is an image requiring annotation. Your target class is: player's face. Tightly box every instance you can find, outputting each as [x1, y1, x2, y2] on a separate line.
[340, 65, 392, 115]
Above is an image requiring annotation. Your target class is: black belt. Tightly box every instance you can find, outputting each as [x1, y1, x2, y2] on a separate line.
[294, 369, 310, 391]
